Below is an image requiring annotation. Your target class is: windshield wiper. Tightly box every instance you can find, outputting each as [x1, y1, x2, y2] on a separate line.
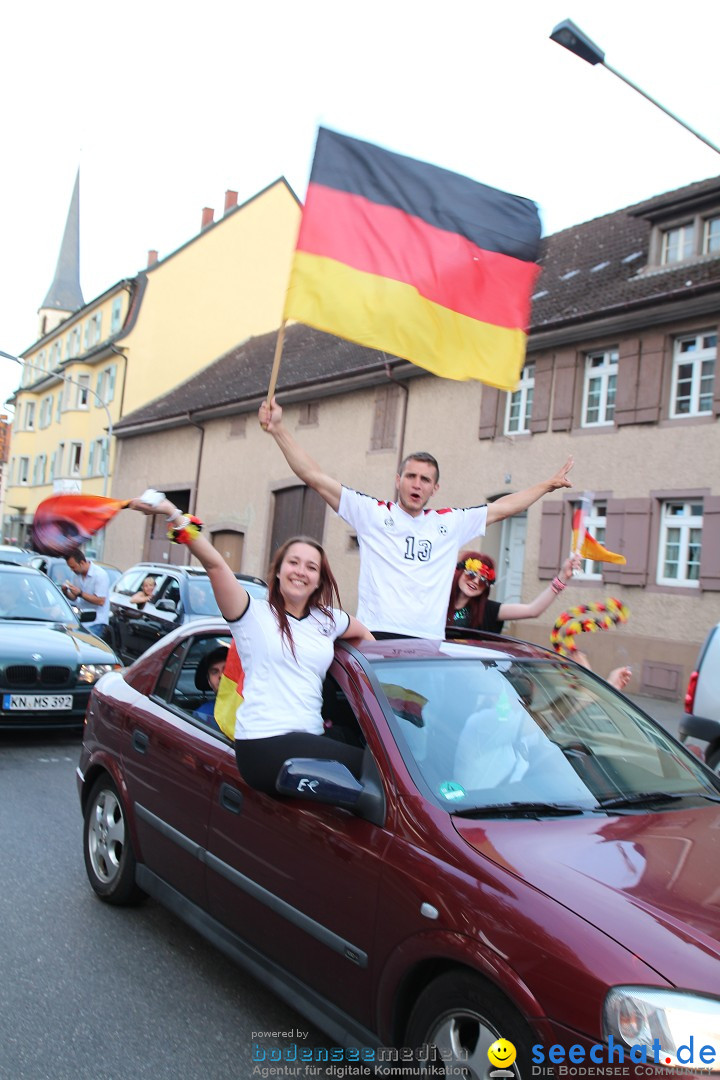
[453, 801, 588, 819]
[598, 791, 684, 810]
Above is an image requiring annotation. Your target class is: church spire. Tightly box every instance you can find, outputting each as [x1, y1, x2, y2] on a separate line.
[38, 169, 84, 335]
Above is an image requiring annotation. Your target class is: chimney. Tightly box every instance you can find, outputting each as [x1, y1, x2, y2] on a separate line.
[201, 206, 214, 230]
[147, 249, 158, 267]
[224, 190, 238, 214]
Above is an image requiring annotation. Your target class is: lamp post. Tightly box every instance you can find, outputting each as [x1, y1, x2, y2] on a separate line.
[0, 348, 113, 554]
[550, 19, 720, 157]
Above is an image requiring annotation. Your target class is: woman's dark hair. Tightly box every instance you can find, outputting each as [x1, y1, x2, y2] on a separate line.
[267, 536, 342, 658]
[446, 550, 495, 630]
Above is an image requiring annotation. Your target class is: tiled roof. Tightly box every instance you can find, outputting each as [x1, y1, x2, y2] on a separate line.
[531, 174, 720, 329]
[114, 324, 398, 431]
[116, 174, 720, 433]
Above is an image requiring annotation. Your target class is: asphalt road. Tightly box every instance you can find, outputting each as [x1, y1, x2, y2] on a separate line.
[0, 732, 351, 1080]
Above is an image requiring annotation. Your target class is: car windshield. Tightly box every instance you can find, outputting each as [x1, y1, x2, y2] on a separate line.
[0, 569, 77, 623]
[372, 653, 720, 813]
[185, 576, 267, 615]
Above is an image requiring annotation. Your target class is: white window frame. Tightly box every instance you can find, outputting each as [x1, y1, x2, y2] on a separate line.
[573, 500, 607, 580]
[76, 374, 91, 409]
[657, 500, 703, 587]
[703, 216, 720, 255]
[581, 349, 617, 427]
[504, 363, 535, 435]
[18, 457, 30, 485]
[661, 222, 695, 265]
[670, 332, 716, 418]
[69, 442, 83, 477]
[24, 401, 35, 431]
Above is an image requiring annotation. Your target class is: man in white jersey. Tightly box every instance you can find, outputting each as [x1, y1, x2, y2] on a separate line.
[259, 398, 573, 638]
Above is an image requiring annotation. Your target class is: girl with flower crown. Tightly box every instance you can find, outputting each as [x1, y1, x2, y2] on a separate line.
[446, 551, 579, 634]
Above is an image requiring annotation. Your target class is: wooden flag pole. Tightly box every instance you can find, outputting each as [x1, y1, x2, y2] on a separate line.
[266, 321, 286, 406]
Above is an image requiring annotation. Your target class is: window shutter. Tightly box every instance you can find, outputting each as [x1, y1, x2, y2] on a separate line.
[605, 498, 652, 586]
[551, 350, 577, 431]
[370, 385, 400, 450]
[529, 355, 552, 433]
[714, 322, 720, 419]
[699, 495, 720, 591]
[478, 386, 501, 440]
[538, 501, 565, 579]
[636, 332, 664, 424]
[615, 338, 639, 427]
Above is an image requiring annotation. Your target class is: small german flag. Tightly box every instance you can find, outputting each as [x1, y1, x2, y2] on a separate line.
[214, 641, 245, 740]
[284, 128, 541, 391]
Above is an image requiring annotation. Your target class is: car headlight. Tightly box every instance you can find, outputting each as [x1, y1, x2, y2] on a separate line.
[78, 664, 119, 685]
[605, 987, 720, 1071]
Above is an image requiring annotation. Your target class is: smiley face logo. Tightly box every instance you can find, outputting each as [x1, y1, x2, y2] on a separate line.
[488, 1039, 517, 1070]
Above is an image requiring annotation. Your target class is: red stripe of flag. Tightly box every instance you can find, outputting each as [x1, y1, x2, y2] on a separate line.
[297, 183, 538, 329]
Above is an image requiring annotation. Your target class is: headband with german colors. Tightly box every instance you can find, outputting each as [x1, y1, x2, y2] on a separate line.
[284, 128, 541, 390]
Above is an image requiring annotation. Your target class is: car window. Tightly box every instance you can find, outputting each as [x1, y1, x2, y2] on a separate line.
[153, 633, 232, 735]
[114, 569, 163, 596]
[371, 657, 720, 811]
[157, 578, 181, 610]
[0, 569, 76, 622]
[322, 675, 366, 749]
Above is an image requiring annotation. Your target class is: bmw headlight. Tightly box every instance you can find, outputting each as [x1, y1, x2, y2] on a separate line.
[78, 664, 119, 685]
[605, 987, 720, 1072]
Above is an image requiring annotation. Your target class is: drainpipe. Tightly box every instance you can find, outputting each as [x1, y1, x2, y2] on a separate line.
[383, 356, 409, 493]
[186, 413, 205, 515]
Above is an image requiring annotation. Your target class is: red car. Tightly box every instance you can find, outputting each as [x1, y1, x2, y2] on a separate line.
[78, 622, 720, 1078]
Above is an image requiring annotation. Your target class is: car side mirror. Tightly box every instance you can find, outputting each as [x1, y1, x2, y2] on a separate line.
[155, 599, 177, 613]
[275, 757, 385, 825]
[79, 610, 97, 623]
[276, 758, 363, 806]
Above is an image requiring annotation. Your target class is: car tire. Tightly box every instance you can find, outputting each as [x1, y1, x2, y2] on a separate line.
[405, 970, 536, 1079]
[83, 775, 145, 905]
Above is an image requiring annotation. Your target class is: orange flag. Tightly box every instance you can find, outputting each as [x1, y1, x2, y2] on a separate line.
[31, 494, 129, 555]
[571, 506, 626, 565]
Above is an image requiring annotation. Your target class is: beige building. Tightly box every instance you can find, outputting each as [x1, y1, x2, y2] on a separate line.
[4, 175, 301, 552]
[108, 174, 720, 702]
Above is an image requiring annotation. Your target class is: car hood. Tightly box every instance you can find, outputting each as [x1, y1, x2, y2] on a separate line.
[0, 621, 115, 663]
[453, 806, 720, 988]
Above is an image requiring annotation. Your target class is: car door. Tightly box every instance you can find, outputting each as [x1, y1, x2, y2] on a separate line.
[205, 658, 395, 1029]
[120, 632, 229, 907]
[109, 569, 164, 661]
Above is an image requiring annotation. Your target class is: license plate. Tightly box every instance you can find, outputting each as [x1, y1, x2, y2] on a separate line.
[2, 694, 73, 711]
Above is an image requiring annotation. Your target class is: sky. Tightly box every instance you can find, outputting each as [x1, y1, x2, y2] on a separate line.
[2, 0, 719, 413]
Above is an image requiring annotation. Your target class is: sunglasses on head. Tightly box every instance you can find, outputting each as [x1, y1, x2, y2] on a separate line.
[457, 557, 495, 584]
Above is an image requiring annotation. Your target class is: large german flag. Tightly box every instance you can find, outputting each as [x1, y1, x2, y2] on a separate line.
[284, 128, 541, 390]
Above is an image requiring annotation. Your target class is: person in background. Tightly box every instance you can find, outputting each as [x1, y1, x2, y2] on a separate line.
[130, 575, 156, 607]
[447, 551, 580, 634]
[129, 491, 374, 795]
[62, 548, 111, 643]
[193, 644, 228, 731]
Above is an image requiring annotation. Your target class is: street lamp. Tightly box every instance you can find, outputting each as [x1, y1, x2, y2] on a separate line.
[550, 19, 720, 157]
[0, 348, 113, 553]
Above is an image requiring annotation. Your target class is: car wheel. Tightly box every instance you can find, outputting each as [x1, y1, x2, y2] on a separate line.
[405, 971, 536, 1079]
[83, 775, 145, 905]
[707, 745, 720, 776]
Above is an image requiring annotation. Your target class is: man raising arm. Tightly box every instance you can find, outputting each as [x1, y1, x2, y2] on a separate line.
[260, 397, 573, 639]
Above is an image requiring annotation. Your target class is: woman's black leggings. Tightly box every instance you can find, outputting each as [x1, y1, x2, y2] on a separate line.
[235, 731, 364, 795]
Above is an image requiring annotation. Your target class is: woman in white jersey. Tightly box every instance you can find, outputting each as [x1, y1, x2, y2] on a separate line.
[129, 492, 373, 794]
